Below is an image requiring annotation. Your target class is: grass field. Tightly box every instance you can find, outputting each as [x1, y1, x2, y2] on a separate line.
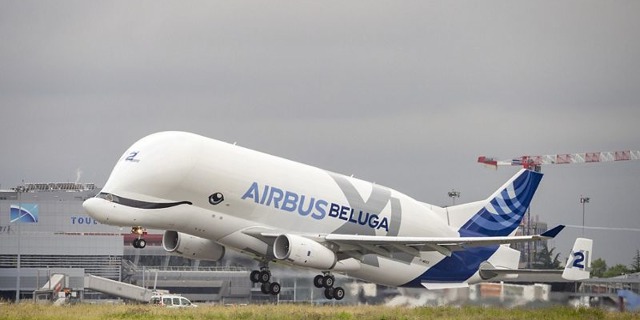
[0, 303, 637, 320]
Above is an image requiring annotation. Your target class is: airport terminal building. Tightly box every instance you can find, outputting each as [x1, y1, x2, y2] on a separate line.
[0, 182, 261, 303]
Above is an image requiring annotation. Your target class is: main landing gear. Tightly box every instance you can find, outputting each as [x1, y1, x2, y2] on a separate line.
[314, 273, 345, 300]
[131, 226, 147, 249]
[249, 265, 343, 300]
[249, 266, 281, 296]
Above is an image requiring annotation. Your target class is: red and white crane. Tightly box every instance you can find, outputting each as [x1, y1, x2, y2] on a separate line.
[478, 150, 640, 171]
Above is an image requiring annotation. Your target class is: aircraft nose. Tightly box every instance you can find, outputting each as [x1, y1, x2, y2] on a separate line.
[83, 197, 108, 223]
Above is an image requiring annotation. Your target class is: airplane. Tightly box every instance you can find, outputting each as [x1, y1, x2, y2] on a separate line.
[83, 131, 592, 300]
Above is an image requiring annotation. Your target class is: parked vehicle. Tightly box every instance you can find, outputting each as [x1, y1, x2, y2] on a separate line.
[149, 294, 197, 308]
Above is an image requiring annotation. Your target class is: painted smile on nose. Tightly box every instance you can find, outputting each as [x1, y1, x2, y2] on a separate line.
[94, 192, 192, 209]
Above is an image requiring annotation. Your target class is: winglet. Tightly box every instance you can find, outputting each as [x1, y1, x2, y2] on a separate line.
[562, 238, 593, 281]
[540, 225, 565, 238]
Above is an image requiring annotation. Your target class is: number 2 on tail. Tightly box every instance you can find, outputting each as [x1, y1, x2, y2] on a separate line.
[572, 251, 589, 270]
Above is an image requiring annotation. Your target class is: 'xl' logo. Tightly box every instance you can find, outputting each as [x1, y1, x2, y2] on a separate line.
[125, 151, 140, 162]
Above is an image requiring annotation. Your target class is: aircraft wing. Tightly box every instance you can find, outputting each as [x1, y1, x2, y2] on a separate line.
[255, 225, 565, 258]
[324, 225, 564, 257]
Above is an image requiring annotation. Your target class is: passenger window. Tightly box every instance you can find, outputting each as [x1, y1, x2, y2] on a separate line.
[173, 297, 180, 305]
[163, 297, 171, 305]
[181, 298, 190, 305]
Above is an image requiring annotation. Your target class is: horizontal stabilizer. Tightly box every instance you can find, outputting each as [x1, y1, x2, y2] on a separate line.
[421, 282, 469, 290]
[478, 237, 593, 283]
[478, 265, 566, 282]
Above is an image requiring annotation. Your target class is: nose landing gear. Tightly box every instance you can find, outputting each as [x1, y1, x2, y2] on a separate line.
[131, 226, 147, 249]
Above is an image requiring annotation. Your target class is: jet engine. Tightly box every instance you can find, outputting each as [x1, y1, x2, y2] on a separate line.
[273, 234, 337, 270]
[162, 230, 225, 261]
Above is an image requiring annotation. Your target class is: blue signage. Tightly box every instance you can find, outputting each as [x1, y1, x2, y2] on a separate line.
[10, 203, 39, 223]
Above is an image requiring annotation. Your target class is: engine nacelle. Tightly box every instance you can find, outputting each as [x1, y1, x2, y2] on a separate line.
[162, 230, 225, 261]
[273, 234, 337, 270]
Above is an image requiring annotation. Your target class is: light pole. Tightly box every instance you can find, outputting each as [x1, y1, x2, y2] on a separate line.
[580, 196, 590, 237]
[527, 207, 532, 269]
[13, 188, 21, 303]
[448, 189, 460, 206]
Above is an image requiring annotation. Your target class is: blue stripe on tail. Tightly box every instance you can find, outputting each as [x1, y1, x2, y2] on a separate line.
[401, 169, 543, 287]
[460, 169, 542, 237]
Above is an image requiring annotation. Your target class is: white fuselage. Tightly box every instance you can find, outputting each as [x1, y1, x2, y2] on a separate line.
[84, 132, 493, 287]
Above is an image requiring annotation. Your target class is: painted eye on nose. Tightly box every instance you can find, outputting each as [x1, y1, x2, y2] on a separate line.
[209, 193, 224, 205]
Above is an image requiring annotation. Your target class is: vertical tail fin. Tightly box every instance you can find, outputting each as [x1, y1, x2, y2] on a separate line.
[562, 238, 593, 281]
[459, 169, 543, 237]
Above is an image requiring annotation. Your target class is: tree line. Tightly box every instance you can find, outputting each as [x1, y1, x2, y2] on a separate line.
[590, 248, 640, 278]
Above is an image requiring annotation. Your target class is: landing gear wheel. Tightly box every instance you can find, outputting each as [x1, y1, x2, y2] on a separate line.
[324, 287, 334, 300]
[259, 270, 271, 283]
[333, 287, 345, 301]
[132, 238, 146, 248]
[131, 226, 147, 249]
[260, 282, 270, 294]
[313, 275, 325, 288]
[250, 270, 261, 283]
[269, 282, 281, 295]
[322, 275, 335, 288]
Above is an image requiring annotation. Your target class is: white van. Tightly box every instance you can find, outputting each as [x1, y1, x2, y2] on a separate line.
[150, 294, 197, 308]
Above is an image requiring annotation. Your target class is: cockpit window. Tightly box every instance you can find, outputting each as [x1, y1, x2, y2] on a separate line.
[96, 192, 192, 209]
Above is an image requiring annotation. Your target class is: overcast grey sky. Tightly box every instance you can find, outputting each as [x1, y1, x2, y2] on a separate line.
[1, 1, 639, 267]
